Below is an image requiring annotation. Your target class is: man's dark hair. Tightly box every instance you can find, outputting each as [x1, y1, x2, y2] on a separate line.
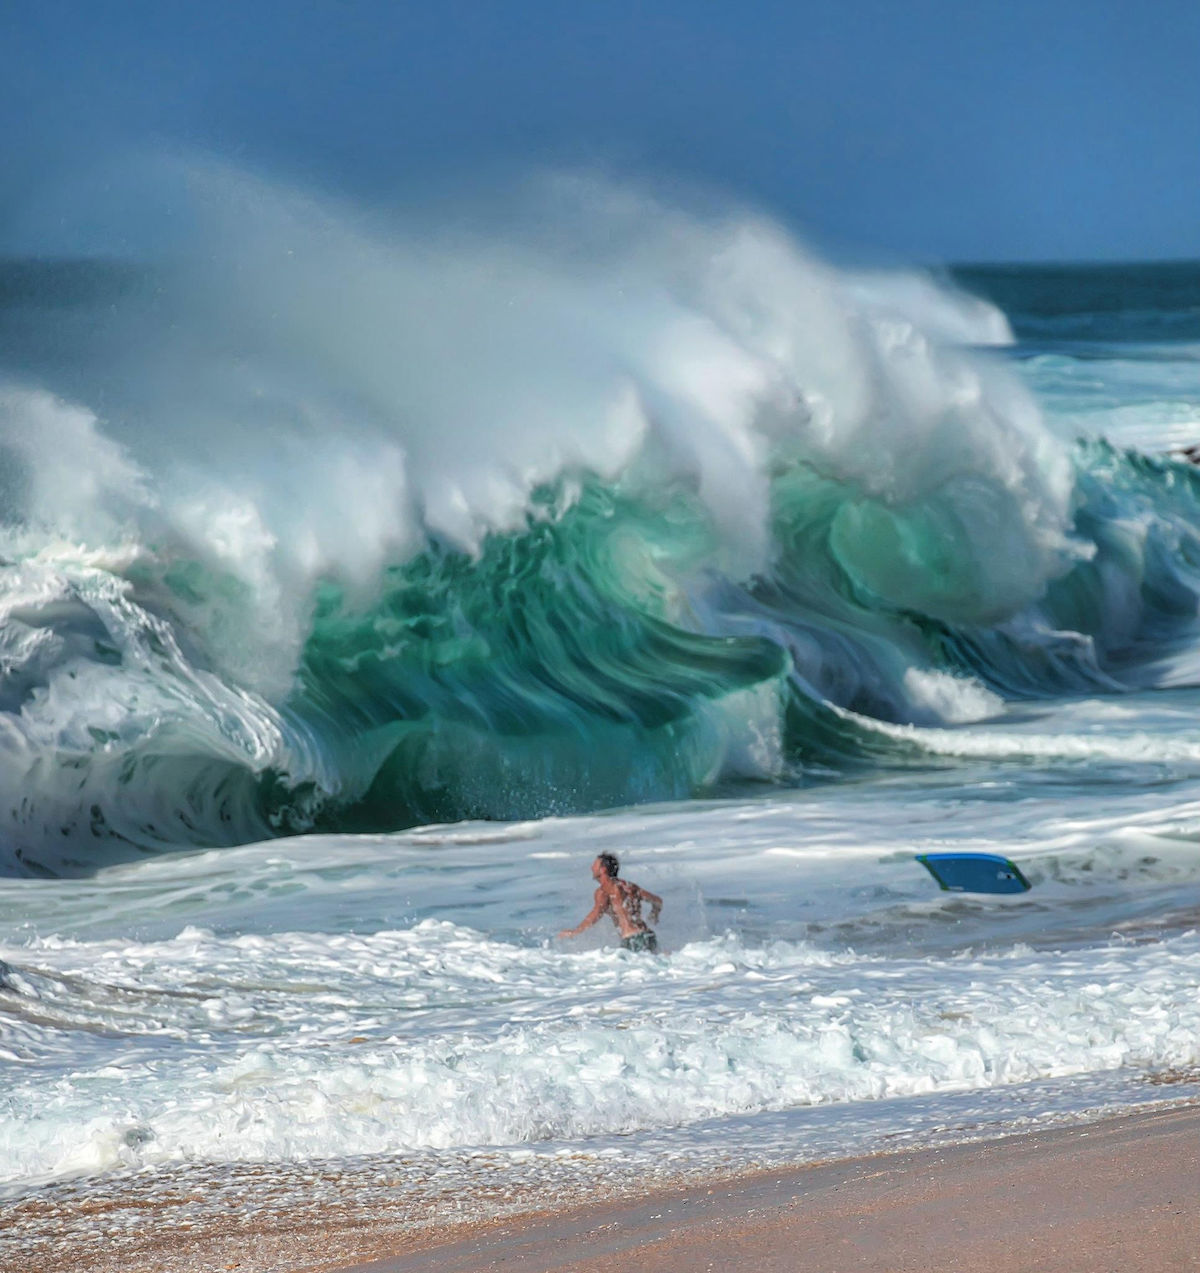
[597, 852, 620, 878]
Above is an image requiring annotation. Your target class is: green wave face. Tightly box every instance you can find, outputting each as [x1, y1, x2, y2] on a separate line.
[296, 479, 791, 828]
[282, 438, 1200, 833]
[3, 426, 1200, 877]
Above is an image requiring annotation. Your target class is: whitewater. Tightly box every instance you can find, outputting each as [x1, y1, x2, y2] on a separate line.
[3, 162, 1200, 1233]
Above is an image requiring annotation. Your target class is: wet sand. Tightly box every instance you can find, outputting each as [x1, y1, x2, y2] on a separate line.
[4, 1103, 1198, 1273]
[335, 1104, 1200, 1273]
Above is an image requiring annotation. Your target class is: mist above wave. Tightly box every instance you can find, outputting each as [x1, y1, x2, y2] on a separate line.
[3, 158, 1059, 677]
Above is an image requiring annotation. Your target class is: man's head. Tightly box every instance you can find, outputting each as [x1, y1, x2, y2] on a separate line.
[593, 852, 619, 881]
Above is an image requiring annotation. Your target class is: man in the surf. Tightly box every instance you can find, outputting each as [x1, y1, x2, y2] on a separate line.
[558, 853, 662, 952]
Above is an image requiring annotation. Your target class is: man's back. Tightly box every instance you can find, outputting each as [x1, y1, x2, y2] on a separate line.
[559, 854, 663, 952]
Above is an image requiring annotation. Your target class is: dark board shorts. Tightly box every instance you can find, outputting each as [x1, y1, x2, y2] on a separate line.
[621, 931, 658, 954]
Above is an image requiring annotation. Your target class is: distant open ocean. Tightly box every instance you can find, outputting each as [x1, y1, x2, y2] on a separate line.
[3, 169, 1200, 1253]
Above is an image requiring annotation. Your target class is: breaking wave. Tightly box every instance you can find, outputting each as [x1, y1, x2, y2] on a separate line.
[2, 160, 1200, 874]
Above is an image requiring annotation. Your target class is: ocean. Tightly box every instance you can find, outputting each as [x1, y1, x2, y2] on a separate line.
[3, 168, 1200, 1252]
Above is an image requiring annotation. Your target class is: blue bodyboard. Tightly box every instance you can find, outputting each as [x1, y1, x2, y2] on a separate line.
[916, 852, 1031, 895]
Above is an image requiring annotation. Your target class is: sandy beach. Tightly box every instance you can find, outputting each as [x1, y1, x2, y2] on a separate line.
[5, 1101, 1197, 1273]
[336, 1103, 1200, 1273]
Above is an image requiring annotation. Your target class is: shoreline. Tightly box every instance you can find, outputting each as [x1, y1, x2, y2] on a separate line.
[331, 1102, 1200, 1273]
[5, 1098, 1198, 1273]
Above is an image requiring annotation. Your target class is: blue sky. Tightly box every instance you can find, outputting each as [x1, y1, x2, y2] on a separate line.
[5, 0, 1199, 261]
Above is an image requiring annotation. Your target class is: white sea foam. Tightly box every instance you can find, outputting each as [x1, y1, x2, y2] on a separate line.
[6, 765, 1200, 1190]
[902, 669, 1004, 724]
[3, 913, 1199, 1184]
[846, 704, 1200, 768]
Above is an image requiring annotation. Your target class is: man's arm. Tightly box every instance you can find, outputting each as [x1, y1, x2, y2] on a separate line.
[635, 885, 662, 923]
[558, 889, 609, 939]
